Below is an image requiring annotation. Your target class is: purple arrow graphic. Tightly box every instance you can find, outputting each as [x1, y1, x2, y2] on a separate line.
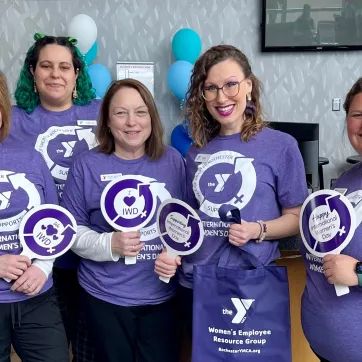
[23, 209, 72, 234]
[302, 194, 352, 253]
[159, 203, 201, 252]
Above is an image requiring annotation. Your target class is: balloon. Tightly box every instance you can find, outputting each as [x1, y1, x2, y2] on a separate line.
[171, 124, 193, 157]
[84, 41, 98, 65]
[68, 14, 97, 54]
[88, 64, 112, 99]
[172, 28, 202, 64]
[167, 60, 193, 100]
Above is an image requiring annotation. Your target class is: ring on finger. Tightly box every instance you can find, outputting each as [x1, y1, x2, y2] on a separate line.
[132, 245, 135, 251]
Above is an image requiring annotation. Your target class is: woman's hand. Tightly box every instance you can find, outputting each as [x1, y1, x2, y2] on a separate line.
[154, 249, 181, 279]
[228, 222, 261, 246]
[111, 231, 144, 257]
[11, 265, 47, 296]
[323, 254, 359, 286]
[0, 255, 31, 280]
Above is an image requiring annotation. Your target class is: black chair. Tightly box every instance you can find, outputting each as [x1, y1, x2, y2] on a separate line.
[298, 140, 319, 192]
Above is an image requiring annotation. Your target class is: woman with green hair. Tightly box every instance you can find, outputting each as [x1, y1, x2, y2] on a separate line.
[7, 33, 100, 362]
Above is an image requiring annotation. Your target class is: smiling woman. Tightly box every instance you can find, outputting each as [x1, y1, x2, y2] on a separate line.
[6, 33, 101, 362]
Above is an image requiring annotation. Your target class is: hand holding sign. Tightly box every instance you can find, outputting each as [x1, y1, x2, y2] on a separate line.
[4, 204, 77, 282]
[157, 198, 204, 283]
[101, 176, 157, 265]
[300, 190, 356, 297]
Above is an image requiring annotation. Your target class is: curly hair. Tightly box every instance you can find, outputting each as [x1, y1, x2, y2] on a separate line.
[15, 34, 95, 113]
[185, 44, 266, 148]
[344, 77, 362, 115]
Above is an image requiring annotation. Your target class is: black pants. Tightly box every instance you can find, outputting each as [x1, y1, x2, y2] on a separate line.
[82, 289, 181, 362]
[0, 287, 68, 362]
[178, 284, 193, 338]
[53, 267, 96, 362]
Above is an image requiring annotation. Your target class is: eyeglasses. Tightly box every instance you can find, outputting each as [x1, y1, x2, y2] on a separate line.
[202, 78, 246, 102]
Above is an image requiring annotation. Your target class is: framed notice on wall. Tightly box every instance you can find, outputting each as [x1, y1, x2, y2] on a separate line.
[116, 62, 154, 97]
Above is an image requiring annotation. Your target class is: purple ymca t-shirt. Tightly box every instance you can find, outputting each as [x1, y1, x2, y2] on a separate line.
[301, 163, 362, 362]
[61, 146, 186, 306]
[179, 127, 308, 288]
[0, 143, 58, 302]
[8, 101, 101, 269]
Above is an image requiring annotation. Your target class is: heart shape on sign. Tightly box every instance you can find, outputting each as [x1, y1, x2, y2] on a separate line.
[124, 196, 136, 207]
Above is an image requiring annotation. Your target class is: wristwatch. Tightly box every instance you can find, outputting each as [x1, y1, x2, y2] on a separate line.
[355, 262, 362, 286]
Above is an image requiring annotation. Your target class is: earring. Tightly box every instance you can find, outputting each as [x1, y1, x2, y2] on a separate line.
[245, 93, 256, 118]
[73, 85, 78, 99]
[33, 79, 37, 93]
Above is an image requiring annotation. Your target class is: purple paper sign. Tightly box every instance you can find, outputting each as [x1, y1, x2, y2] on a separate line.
[101, 176, 157, 232]
[157, 199, 204, 256]
[19, 204, 77, 259]
[300, 190, 356, 258]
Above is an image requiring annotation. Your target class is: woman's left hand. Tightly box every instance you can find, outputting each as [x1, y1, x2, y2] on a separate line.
[11, 265, 47, 296]
[228, 222, 261, 247]
[323, 254, 359, 286]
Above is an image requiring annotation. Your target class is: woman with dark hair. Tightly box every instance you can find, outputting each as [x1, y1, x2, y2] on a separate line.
[301, 77, 362, 362]
[61, 78, 184, 362]
[0, 70, 68, 361]
[155, 44, 308, 334]
[7, 33, 100, 361]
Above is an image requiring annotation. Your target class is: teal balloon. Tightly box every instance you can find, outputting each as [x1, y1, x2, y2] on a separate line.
[172, 28, 202, 64]
[85, 41, 98, 65]
[88, 64, 112, 99]
[167, 60, 193, 100]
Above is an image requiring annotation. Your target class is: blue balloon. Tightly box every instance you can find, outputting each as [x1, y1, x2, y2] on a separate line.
[85, 41, 98, 65]
[171, 124, 193, 157]
[167, 60, 193, 100]
[172, 28, 202, 64]
[88, 64, 112, 99]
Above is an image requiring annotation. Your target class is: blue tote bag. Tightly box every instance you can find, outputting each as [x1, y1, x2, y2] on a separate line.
[191, 207, 292, 362]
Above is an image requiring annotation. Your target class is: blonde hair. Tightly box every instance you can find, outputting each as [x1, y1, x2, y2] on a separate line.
[0, 71, 11, 142]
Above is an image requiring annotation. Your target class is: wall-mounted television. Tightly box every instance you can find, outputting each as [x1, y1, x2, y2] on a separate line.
[261, 0, 362, 52]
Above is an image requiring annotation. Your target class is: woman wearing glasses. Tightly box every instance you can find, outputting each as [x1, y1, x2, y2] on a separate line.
[155, 44, 308, 335]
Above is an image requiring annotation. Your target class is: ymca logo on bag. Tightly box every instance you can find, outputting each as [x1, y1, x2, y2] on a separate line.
[223, 298, 255, 324]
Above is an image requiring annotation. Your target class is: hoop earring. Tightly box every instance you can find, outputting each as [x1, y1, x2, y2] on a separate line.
[73, 85, 78, 99]
[245, 93, 256, 118]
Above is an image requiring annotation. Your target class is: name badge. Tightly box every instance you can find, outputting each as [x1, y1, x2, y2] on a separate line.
[194, 154, 210, 163]
[77, 120, 97, 126]
[100, 173, 123, 182]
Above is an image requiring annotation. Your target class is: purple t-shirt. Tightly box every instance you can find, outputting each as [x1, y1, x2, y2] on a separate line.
[179, 127, 308, 288]
[0, 143, 58, 303]
[61, 146, 186, 306]
[301, 163, 362, 362]
[8, 101, 101, 269]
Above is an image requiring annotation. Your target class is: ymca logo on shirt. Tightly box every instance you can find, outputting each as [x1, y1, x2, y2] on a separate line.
[223, 298, 255, 324]
[0, 170, 41, 250]
[193, 151, 257, 218]
[35, 126, 97, 181]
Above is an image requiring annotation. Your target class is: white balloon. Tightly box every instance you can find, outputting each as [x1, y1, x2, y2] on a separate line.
[68, 14, 97, 54]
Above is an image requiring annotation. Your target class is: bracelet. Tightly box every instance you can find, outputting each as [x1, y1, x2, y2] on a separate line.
[256, 220, 267, 243]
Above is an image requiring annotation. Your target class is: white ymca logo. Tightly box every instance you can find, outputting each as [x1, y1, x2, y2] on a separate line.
[213, 174, 231, 192]
[223, 298, 255, 324]
[61, 141, 77, 158]
[0, 191, 12, 210]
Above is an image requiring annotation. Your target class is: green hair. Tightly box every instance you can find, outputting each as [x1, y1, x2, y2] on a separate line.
[15, 33, 96, 113]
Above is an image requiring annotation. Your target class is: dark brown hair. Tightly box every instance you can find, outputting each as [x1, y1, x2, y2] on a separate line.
[0, 71, 11, 142]
[97, 79, 165, 160]
[185, 44, 265, 148]
[344, 77, 362, 115]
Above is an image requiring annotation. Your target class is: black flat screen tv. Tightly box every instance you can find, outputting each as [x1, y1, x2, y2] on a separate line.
[261, 0, 362, 52]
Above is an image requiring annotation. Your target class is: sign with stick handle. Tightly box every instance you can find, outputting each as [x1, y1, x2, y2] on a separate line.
[300, 190, 356, 297]
[157, 198, 204, 283]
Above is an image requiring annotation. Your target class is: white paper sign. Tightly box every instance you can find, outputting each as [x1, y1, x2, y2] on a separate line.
[116, 62, 154, 97]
